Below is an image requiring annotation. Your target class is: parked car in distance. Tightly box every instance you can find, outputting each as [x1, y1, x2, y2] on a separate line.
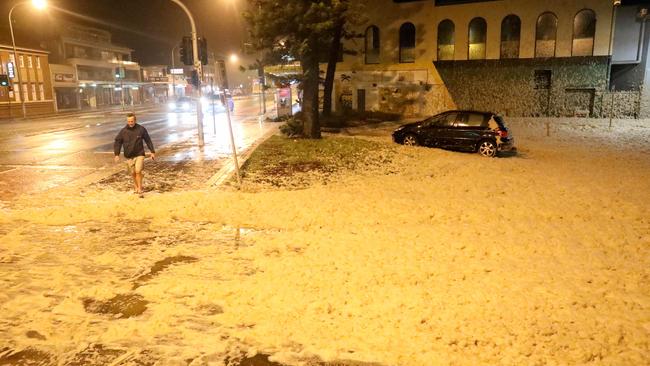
[392, 110, 515, 157]
[168, 96, 194, 113]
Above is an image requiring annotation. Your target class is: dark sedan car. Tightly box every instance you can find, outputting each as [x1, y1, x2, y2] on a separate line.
[392, 110, 515, 157]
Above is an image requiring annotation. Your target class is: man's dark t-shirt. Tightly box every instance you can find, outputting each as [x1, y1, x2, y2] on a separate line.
[114, 123, 155, 159]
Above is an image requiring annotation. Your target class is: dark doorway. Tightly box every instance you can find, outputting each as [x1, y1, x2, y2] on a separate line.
[357, 89, 366, 112]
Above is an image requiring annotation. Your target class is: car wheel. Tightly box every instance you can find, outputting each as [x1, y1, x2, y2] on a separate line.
[403, 134, 419, 146]
[478, 140, 497, 157]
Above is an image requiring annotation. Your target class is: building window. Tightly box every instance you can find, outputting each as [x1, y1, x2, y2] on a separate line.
[27, 56, 33, 68]
[534, 70, 552, 89]
[468, 17, 487, 60]
[437, 19, 455, 60]
[399, 22, 416, 63]
[365, 26, 380, 64]
[535, 12, 558, 58]
[31, 84, 37, 100]
[573, 9, 596, 56]
[22, 84, 29, 101]
[19, 55, 24, 68]
[39, 84, 45, 100]
[500, 15, 521, 59]
[36, 56, 41, 69]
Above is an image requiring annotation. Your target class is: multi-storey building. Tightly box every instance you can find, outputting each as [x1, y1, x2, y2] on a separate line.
[0, 44, 55, 118]
[142, 65, 173, 104]
[334, 0, 649, 118]
[44, 22, 143, 111]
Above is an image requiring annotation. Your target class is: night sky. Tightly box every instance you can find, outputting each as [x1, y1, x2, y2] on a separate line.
[1, 0, 249, 66]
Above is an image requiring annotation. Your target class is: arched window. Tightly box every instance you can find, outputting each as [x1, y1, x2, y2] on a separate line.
[573, 9, 596, 56]
[468, 17, 487, 60]
[365, 26, 380, 64]
[399, 22, 416, 63]
[500, 15, 521, 59]
[535, 12, 558, 58]
[437, 20, 455, 60]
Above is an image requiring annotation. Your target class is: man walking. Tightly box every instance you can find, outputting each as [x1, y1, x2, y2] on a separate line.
[114, 113, 155, 196]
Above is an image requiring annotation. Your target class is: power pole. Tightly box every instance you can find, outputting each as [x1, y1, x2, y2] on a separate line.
[170, 0, 204, 147]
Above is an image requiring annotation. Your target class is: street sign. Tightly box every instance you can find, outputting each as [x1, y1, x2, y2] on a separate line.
[170, 68, 184, 75]
[7, 62, 15, 78]
[276, 87, 292, 118]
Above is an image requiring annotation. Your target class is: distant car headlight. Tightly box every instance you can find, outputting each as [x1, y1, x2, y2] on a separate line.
[169, 102, 177, 110]
[182, 102, 190, 110]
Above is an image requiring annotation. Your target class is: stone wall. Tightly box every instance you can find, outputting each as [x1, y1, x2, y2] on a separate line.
[600, 91, 642, 119]
[639, 86, 650, 119]
[434, 57, 609, 117]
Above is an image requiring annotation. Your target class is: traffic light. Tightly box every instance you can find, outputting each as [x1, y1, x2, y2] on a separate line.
[0, 74, 8, 87]
[216, 60, 229, 89]
[190, 70, 199, 88]
[198, 37, 208, 65]
[180, 36, 193, 65]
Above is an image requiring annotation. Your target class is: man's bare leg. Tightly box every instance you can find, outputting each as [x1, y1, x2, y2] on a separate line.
[132, 172, 139, 193]
[135, 172, 143, 193]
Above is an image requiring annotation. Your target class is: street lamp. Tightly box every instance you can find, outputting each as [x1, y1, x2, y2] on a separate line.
[8, 0, 48, 118]
[169, 0, 204, 147]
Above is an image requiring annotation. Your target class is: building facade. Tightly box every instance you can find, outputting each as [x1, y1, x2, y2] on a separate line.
[44, 22, 143, 111]
[0, 45, 55, 118]
[142, 65, 173, 104]
[335, 0, 649, 118]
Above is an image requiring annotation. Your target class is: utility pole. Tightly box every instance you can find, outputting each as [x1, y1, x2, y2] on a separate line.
[170, 0, 204, 147]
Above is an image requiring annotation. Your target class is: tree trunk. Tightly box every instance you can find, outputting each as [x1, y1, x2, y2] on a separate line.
[301, 36, 321, 139]
[322, 18, 344, 118]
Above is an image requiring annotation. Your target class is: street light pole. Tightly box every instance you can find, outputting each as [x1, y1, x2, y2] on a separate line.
[169, 0, 204, 147]
[8, 0, 47, 119]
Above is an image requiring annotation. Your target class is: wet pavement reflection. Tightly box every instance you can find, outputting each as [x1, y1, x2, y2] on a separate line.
[0, 96, 277, 203]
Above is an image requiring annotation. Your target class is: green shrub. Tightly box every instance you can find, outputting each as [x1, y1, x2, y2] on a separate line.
[267, 115, 291, 123]
[279, 116, 304, 137]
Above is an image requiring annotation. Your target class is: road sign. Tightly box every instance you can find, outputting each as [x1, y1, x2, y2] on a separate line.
[7, 62, 15, 78]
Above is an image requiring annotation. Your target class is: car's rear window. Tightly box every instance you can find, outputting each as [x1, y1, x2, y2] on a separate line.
[493, 115, 507, 129]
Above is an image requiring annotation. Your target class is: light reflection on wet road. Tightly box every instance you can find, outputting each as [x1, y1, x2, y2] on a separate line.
[0, 96, 277, 202]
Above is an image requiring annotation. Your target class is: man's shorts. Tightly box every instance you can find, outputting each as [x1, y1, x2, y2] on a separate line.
[125, 156, 145, 174]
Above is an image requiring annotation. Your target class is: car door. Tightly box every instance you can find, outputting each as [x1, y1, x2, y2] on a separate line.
[434, 112, 459, 148]
[417, 115, 442, 146]
[452, 112, 487, 150]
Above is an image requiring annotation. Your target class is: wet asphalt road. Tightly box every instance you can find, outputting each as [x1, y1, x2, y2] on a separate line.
[0, 95, 277, 203]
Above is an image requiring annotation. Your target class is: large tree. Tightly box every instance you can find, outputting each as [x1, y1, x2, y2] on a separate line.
[321, 0, 366, 118]
[245, 0, 344, 138]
